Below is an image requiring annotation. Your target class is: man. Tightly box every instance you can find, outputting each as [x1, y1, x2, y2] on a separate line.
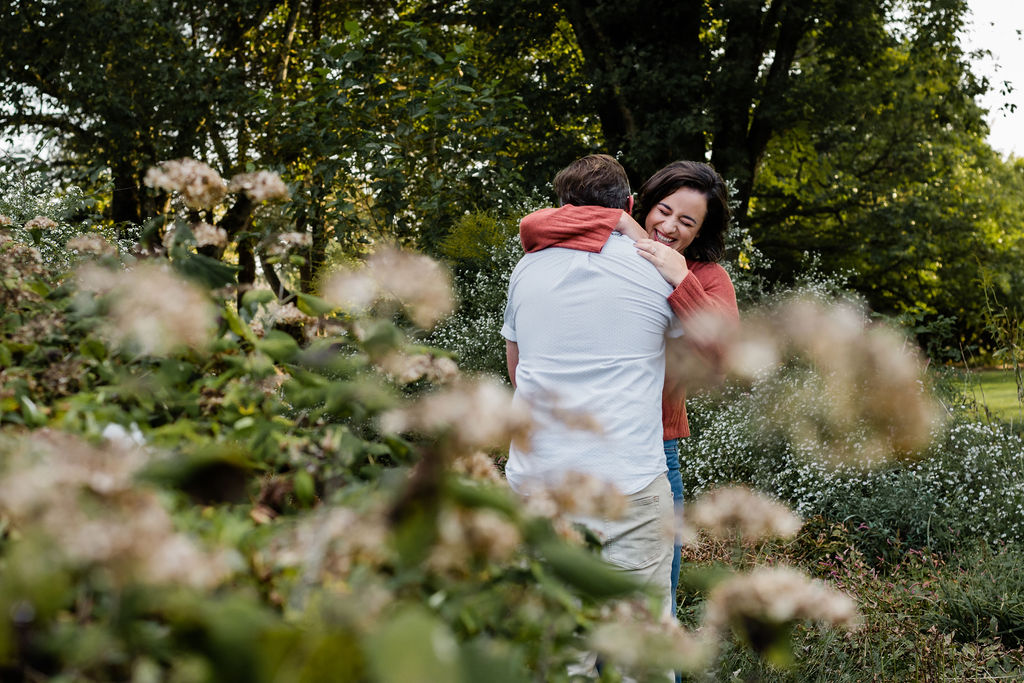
[501, 154, 679, 617]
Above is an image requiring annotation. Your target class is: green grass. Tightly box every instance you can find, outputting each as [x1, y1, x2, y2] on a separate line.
[967, 368, 1024, 423]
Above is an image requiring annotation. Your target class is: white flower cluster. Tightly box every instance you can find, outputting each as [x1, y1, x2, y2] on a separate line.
[228, 170, 290, 203]
[682, 485, 802, 544]
[0, 431, 233, 589]
[379, 376, 532, 454]
[24, 215, 57, 230]
[76, 262, 217, 355]
[375, 352, 459, 385]
[67, 234, 117, 256]
[682, 377, 1024, 546]
[192, 221, 228, 248]
[703, 565, 860, 633]
[323, 246, 455, 329]
[144, 158, 227, 210]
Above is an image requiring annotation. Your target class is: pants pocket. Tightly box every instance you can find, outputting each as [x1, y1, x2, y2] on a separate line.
[601, 493, 664, 570]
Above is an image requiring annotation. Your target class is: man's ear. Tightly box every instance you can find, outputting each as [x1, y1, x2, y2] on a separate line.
[626, 196, 634, 214]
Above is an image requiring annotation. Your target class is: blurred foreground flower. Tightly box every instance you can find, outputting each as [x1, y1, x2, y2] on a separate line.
[77, 262, 217, 355]
[380, 377, 532, 453]
[591, 601, 715, 674]
[24, 215, 57, 230]
[267, 504, 393, 584]
[144, 158, 227, 210]
[0, 431, 233, 589]
[682, 485, 802, 545]
[67, 233, 116, 256]
[228, 170, 290, 202]
[427, 506, 522, 575]
[519, 470, 628, 521]
[192, 221, 228, 248]
[703, 565, 860, 653]
[323, 246, 454, 328]
[375, 352, 460, 385]
[669, 296, 944, 465]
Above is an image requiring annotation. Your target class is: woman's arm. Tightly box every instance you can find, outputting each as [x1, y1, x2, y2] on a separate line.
[666, 261, 739, 323]
[519, 205, 627, 253]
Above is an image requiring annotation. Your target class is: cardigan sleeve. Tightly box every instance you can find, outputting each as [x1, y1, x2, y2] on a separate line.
[519, 205, 624, 253]
[666, 261, 740, 323]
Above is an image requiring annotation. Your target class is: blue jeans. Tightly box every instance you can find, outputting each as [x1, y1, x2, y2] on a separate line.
[664, 439, 683, 620]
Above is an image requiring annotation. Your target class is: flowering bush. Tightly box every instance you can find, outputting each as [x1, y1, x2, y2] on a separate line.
[682, 376, 1024, 555]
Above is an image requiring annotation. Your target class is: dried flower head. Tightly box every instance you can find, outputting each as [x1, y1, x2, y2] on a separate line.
[67, 234, 117, 257]
[380, 377, 532, 453]
[265, 231, 311, 256]
[427, 507, 521, 574]
[24, 216, 57, 230]
[674, 296, 944, 466]
[703, 565, 860, 638]
[144, 158, 227, 209]
[78, 262, 217, 355]
[0, 214, 12, 226]
[591, 599, 715, 672]
[228, 170, 290, 203]
[192, 222, 228, 248]
[267, 505, 392, 581]
[520, 471, 628, 520]
[683, 485, 802, 544]
[450, 451, 503, 484]
[267, 300, 317, 326]
[0, 431, 232, 589]
[366, 247, 455, 328]
[322, 269, 380, 314]
[375, 352, 461, 385]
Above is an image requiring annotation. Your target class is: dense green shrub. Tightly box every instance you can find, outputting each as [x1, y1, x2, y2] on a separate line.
[682, 376, 1024, 558]
[933, 544, 1024, 647]
[429, 212, 523, 378]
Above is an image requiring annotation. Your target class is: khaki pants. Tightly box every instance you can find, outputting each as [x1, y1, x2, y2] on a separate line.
[570, 473, 675, 680]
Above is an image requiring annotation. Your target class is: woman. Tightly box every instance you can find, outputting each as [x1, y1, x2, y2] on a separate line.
[518, 160, 740, 619]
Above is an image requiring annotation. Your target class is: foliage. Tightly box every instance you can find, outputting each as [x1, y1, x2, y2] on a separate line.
[695, 534, 1024, 681]
[683, 374, 1024, 560]
[933, 544, 1024, 647]
[2, 182, 884, 679]
[428, 212, 525, 378]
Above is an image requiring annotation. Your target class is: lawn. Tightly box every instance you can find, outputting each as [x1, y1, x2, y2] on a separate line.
[967, 368, 1024, 423]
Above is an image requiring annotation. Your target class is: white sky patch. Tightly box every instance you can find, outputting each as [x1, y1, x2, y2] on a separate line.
[963, 0, 1024, 157]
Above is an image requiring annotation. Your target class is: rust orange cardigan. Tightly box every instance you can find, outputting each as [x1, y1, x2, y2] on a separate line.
[519, 205, 739, 439]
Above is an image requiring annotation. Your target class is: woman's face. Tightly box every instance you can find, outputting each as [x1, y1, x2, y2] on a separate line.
[644, 186, 707, 254]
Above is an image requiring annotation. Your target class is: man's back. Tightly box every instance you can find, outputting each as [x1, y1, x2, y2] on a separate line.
[502, 233, 677, 495]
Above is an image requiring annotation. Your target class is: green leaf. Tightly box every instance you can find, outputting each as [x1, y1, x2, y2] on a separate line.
[255, 330, 300, 362]
[293, 469, 316, 507]
[538, 541, 640, 600]
[294, 292, 334, 317]
[366, 606, 462, 683]
[173, 252, 239, 289]
[78, 337, 108, 361]
[223, 304, 258, 345]
[241, 288, 276, 309]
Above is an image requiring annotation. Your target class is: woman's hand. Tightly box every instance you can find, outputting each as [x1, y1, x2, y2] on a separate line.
[635, 238, 688, 287]
[615, 211, 647, 242]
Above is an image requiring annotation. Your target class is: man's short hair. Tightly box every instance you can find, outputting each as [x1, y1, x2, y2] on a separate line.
[553, 154, 631, 210]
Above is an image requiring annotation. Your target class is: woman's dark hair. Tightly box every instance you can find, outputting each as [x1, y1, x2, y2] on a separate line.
[634, 161, 730, 263]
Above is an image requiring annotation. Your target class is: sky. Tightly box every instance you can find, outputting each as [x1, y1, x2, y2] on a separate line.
[963, 0, 1024, 157]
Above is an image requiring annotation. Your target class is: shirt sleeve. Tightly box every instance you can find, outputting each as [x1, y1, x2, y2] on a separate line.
[501, 270, 518, 342]
[667, 262, 740, 323]
[519, 205, 624, 254]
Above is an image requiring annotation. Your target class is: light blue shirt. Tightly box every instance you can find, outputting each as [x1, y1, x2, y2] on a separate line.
[502, 233, 680, 495]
